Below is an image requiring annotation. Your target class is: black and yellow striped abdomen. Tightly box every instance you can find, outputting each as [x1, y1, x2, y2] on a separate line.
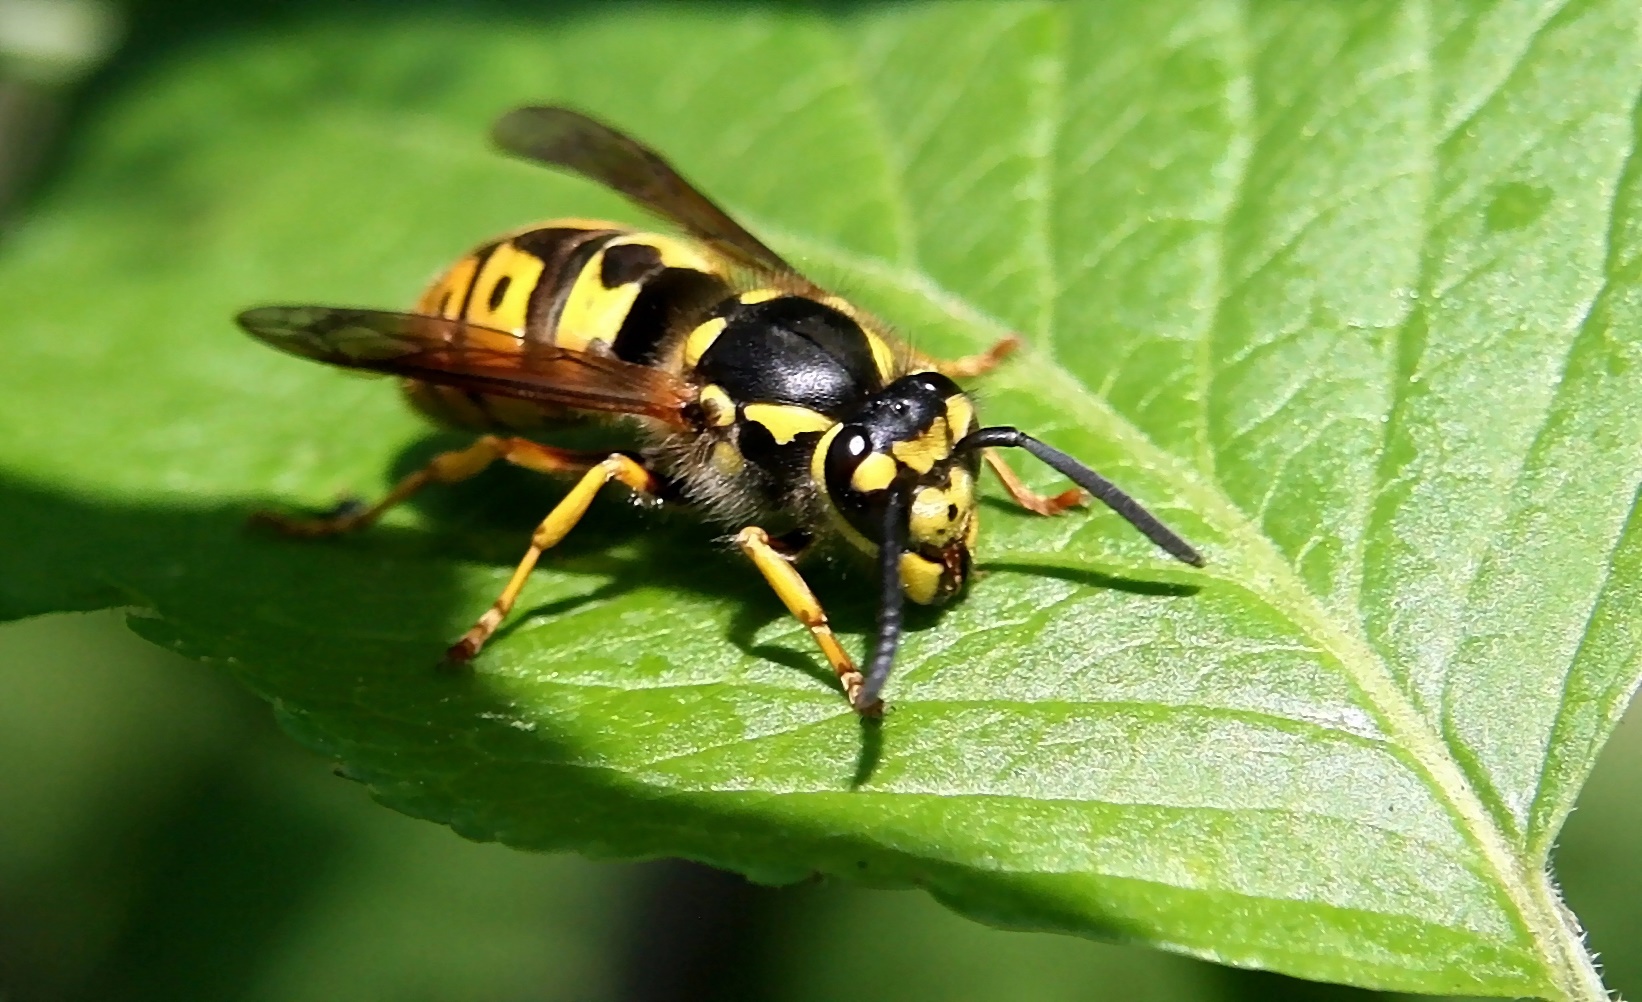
[403, 219, 732, 430]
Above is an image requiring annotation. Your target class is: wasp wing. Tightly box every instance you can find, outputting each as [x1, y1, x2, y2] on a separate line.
[237, 305, 692, 427]
[492, 105, 828, 291]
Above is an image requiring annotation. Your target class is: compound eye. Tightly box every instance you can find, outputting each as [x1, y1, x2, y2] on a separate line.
[838, 426, 871, 460]
[824, 425, 872, 492]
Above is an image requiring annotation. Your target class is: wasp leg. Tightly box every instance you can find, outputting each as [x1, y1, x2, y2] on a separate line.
[915, 334, 1022, 379]
[255, 436, 604, 537]
[736, 526, 878, 715]
[984, 448, 1084, 516]
[447, 453, 658, 663]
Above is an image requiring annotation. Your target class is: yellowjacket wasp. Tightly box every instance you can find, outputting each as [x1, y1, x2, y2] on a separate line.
[237, 105, 1203, 714]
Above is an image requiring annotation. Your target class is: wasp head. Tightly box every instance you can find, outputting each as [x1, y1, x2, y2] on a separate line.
[815, 371, 982, 605]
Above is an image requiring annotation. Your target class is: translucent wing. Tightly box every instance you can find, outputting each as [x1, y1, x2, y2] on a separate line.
[237, 306, 692, 427]
[492, 105, 823, 291]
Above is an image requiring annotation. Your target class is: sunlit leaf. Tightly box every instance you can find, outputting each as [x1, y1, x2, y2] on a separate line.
[2, 3, 1638, 997]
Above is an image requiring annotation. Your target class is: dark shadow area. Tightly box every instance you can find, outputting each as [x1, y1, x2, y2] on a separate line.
[614, 860, 788, 1002]
[0, 469, 1174, 957]
[0, 79, 66, 225]
[980, 559, 1200, 598]
[74, 756, 349, 1002]
[378, 430, 958, 696]
[851, 713, 883, 789]
[0, 470, 1465, 1000]
[0, 670, 350, 1002]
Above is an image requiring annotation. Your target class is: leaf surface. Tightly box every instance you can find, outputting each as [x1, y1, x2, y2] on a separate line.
[2, 3, 1638, 996]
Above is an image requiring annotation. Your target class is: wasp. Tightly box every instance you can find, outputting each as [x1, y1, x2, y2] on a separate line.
[237, 105, 1203, 715]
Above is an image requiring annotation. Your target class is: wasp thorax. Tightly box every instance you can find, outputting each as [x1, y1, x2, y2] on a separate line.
[816, 372, 983, 605]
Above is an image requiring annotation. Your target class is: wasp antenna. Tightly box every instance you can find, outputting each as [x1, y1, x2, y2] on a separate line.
[958, 427, 1204, 567]
[857, 485, 911, 710]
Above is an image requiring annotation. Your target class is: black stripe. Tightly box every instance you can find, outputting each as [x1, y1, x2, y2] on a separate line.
[514, 228, 621, 344]
[456, 242, 500, 320]
[600, 241, 663, 288]
[611, 267, 731, 365]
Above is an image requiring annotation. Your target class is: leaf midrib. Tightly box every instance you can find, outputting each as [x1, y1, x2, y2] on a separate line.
[773, 226, 1600, 998]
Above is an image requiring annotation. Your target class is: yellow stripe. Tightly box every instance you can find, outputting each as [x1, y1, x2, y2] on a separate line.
[742, 403, 835, 445]
[865, 330, 898, 383]
[636, 233, 717, 271]
[555, 257, 639, 352]
[683, 317, 728, 368]
[466, 243, 545, 334]
[550, 233, 714, 352]
[739, 288, 783, 305]
[416, 254, 482, 319]
[810, 424, 841, 488]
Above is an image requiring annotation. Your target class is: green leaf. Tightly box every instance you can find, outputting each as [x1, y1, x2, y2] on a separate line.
[3, 2, 1638, 996]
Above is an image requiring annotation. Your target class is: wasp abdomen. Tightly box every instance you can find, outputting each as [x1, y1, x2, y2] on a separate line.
[404, 222, 730, 431]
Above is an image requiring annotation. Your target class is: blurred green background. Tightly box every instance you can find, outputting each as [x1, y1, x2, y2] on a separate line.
[2, 1, 1638, 999]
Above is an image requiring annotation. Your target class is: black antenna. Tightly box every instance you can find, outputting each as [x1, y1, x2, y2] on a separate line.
[857, 485, 911, 710]
[957, 427, 1204, 567]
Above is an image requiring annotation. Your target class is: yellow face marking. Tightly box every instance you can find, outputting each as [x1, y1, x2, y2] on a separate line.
[683, 317, 728, 368]
[697, 384, 736, 426]
[416, 255, 482, 319]
[743, 403, 835, 445]
[890, 420, 952, 474]
[899, 553, 944, 605]
[467, 243, 546, 334]
[908, 468, 975, 548]
[710, 440, 745, 476]
[739, 288, 783, 305]
[944, 395, 976, 443]
[850, 452, 899, 494]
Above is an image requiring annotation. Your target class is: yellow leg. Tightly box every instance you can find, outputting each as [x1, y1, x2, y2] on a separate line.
[255, 436, 605, 537]
[736, 526, 879, 715]
[447, 453, 659, 663]
[916, 334, 1022, 379]
[984, 449, 1084, 516]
